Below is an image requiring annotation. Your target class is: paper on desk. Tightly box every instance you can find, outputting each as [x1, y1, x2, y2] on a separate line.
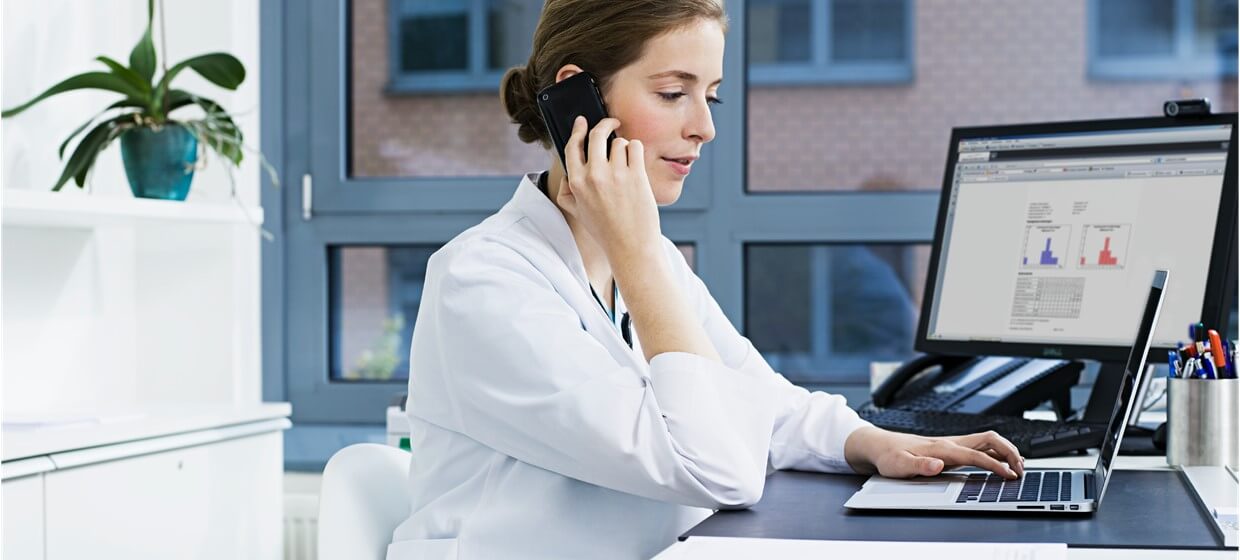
[2, 412, 146, 431]
[657, 537, 1067, 560]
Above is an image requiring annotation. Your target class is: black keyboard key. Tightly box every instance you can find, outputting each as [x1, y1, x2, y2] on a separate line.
[1040, 472, 1060, 501]
[998, 479, 1021, 502]
[1018, 472, 1042, 501]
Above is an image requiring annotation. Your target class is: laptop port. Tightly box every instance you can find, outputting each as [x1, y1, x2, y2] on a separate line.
[1069, 504, 1080, 510]
[1016, 505, 1045, 510]
[1050, 504, 1064, 510]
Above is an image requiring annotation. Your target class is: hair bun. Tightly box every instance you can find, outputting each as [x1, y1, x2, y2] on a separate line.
[500, 65, 548, 146]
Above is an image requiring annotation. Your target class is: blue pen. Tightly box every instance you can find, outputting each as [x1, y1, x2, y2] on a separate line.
[1168, 350, 1180, 378]
[1201, 355, 1217, 379]
[1220, 339, 1230, 379]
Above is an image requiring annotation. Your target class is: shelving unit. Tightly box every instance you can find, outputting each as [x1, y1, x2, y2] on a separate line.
[2, 189, 264, 228]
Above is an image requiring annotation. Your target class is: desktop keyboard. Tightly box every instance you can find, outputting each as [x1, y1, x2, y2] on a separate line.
[857, 406, 1106, 458]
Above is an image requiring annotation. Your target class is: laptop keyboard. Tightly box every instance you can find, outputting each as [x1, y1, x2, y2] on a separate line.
[954, 471, 1074, 503]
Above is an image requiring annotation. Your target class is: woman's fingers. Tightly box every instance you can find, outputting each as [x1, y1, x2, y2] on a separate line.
[927, 441, 1017, 479]
[953, 431, 1024, 477]
[565, 115, 588, 178]
[587, 117, 622, 169]
[627, 139, 646, 177]
[610, 137, 629, 168]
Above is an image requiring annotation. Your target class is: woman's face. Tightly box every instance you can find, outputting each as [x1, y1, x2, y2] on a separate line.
[603, 19, 725, 205]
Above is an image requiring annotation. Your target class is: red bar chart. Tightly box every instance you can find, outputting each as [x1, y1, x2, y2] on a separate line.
[1077, 224, 1131, 269]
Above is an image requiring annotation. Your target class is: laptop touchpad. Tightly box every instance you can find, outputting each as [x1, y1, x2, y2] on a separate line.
[866, 478, 954, 495]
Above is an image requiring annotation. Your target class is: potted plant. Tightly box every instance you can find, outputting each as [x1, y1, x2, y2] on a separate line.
[2, 0, 272, 201]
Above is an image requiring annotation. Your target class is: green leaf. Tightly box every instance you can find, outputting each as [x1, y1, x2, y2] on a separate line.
[129, 28, 157, 85]
[155, 53, 245, 95]
[2, 72, 147, 118]
[53, 118, 127, 191]
[58, 107, 130, 159]
[95, 56, 151, 97]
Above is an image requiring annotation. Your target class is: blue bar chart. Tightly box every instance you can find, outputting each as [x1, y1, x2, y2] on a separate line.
[1021, 225, 1071, 269]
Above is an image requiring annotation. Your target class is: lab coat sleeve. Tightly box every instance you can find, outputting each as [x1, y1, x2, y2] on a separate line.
[663, 240, 872, 474]
[426, 239, 783, 509]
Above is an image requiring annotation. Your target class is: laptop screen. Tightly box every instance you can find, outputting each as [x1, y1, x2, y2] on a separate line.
[1093, 270, 1167, 505]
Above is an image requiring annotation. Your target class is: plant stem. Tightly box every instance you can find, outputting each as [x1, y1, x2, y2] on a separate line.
[159, 0, 170, 120]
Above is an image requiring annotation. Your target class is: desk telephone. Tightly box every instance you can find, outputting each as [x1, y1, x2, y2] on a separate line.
[871, 355, 1081, 418]
[859, 355, 1107, 458]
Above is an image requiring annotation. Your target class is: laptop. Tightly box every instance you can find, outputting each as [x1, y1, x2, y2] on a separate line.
[844, 270, 1168, 514]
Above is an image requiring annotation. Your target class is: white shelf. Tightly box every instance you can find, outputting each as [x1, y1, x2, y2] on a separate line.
[1, 189, 263, 228]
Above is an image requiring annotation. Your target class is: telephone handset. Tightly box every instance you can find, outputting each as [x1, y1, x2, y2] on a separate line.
[869, 354, 1082, 419]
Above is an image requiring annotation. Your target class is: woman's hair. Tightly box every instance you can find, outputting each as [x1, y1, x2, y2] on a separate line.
[500, 0, 728, 148]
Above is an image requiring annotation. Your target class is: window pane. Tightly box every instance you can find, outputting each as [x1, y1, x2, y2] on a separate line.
[748, 0, 812, 64]
[831, 0, 906, 62]
[1195, 0, 1239, 57]
[397, 0, 468, 71]
[746, 244, 930, 384]
[352, 0, 545, 178]
[745, 0, 1237, 192]
[487, 0, 539, 70]
[330, 245, 439, 382]
[1097, 0, 1174, 57]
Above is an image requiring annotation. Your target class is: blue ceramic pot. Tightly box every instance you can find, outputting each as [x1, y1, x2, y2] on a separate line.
[119, 123, 198, 201]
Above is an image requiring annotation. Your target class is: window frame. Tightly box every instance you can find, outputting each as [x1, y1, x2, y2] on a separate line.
[1088, 0, 1239, 80]
[747, 0, 915, 86]
[265, 0, 938, 462]
[385, 0, 506, 94]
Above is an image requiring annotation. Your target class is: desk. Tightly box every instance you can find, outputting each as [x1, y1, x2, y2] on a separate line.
[654, 455, 1233, 560]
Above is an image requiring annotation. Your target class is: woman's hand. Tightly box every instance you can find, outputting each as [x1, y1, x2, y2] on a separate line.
[843, 426, 1025, 480]
[557, 116, 662, 264]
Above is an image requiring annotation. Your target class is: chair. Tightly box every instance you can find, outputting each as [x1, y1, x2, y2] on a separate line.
[318, 443, 412, 560]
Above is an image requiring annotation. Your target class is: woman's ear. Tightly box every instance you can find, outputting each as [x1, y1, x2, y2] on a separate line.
[555, 64, 585, 84]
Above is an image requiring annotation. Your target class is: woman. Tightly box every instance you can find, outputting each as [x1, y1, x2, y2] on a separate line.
[388, 1, 1024, 558]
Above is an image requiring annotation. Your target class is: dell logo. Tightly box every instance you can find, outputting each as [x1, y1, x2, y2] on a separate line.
[1043, 348, 1064, 357]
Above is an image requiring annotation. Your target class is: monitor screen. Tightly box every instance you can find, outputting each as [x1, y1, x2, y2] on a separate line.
[918, 115, 1236, 361]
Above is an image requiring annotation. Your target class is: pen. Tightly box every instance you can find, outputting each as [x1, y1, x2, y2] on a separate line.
[1223, 339, 1237, 379]
[1202, 354, 1217, 379]
[1168, 350, 1181, 378]
[1208, 330, 1227, 371]
[1183, 359, 1198, 379]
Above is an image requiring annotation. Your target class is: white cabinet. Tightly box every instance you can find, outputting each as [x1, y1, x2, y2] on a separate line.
[44, 432, 282, 560]
[3, 474, 45, 560]
[1, 407, 289, 560]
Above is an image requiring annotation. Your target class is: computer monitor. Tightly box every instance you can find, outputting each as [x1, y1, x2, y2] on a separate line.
[915, 115, 1237, 407]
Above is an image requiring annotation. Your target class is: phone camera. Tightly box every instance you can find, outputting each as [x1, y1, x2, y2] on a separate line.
[541, 94, 549, 101]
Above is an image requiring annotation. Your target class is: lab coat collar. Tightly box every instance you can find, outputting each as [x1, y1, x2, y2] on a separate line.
[510, 173, 631, 345]
[511, 172, 591, 290]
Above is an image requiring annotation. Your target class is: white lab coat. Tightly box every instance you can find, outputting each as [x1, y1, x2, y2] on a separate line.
[387, 173, 872, 560]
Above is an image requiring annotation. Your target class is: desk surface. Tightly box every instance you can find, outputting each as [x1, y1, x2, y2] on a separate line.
[679, 455, 1226, 552]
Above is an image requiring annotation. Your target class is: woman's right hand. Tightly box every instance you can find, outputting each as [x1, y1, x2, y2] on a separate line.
[558, 115, 663, 264]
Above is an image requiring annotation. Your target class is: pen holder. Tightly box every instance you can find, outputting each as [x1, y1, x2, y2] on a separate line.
[1166, 377, 1240, 468]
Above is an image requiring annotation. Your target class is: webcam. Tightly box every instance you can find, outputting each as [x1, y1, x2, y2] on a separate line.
[1163, 98, 1211, 117]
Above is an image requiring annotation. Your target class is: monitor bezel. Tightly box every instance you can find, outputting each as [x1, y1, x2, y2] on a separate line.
[915, 113, 1238, 363]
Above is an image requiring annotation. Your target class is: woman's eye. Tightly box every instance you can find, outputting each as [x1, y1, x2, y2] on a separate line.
[657, 92, 685, 101]
[707, 96, 723, 105]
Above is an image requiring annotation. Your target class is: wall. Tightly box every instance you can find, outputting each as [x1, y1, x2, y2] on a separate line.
[1, 0, 264, 415]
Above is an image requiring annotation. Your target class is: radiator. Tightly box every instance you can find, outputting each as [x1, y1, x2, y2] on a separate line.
[284, 493, 320, 560]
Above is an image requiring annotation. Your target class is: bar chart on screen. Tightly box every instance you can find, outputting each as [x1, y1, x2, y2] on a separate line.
[1021, 224, 1071, 269]
[1077, 224, 1131, 269]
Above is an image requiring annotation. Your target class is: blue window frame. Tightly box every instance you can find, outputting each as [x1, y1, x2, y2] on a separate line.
[747, 0, 914, 85]
[386, 0, 540, 94]
[1089, 0, 1238, 80]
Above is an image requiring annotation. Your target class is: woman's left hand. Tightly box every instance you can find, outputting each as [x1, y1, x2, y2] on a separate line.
[843, 426, 1025, 480]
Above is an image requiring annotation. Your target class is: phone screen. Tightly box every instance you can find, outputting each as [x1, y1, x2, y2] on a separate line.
[536, 72, 615, 171]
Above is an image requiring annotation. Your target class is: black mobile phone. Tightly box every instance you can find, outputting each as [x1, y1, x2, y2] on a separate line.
[536, 72, 615, 171]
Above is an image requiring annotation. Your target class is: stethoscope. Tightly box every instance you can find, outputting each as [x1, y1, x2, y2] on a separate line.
[590, 282, 633, 349]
